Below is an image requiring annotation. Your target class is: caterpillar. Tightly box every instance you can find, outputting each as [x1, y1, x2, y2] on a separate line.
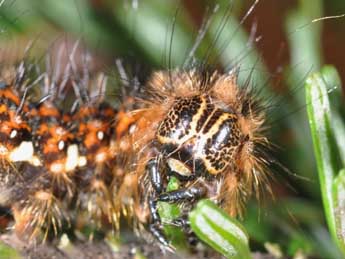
[115, 67, 271, 247]
[0, 56, 128, 241]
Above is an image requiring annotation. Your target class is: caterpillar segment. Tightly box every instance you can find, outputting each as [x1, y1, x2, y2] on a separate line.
[73, 102, 119, 231]
[11, 96, 77, 240]
[28, 101, 77, 196]
[0, 86, 72, 240]
[0, 83, 32, 168]
[0, 55, 129, 241]
[0, 78, 42, 212]
[0, 59, 76, 240]
[113, 96, 158, 232]
[12, 177, 70, 241]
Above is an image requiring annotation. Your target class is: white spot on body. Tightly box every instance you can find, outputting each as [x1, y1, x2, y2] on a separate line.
[58, 140, 65, 151]
[65, 144, 79, 171]
[10, 129, 17, 139]
[97, 131, 104, 140]
[9, 141, 34, 162]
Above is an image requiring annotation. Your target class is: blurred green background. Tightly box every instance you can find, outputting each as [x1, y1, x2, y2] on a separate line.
[1, 0, 345, 258]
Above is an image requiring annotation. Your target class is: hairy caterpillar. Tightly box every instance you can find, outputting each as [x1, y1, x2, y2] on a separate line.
[115, 68, 271, 247]
[0, 54, 128, 240]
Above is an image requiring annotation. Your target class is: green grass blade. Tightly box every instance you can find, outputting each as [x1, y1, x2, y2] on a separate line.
[305, 67, 345, 254]
[189, 200, 252, 259]
[320, 65, 345, 165]
[332, 113, 345, 165]
[285, 0, 323, 90]
[333, 169, 345, 246]
[282, 0, 323, 196]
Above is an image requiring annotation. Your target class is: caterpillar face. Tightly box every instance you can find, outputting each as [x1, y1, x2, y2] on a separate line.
[157, 95, 243, 178]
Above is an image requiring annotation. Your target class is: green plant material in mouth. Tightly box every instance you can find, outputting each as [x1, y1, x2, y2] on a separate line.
[189, 199, 252, 259]
[158, 176, 187, 249]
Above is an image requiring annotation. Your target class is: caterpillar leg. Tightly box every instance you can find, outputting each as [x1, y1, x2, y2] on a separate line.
[147, 157, 163, 194]
[147, 186, 206, 247]
[148, 196, 169, 246]
[157, 187, 206, 203]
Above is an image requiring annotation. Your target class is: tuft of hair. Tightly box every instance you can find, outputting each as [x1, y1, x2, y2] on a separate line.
[212, 69, 272, 216]
[12, 185, 69, 242]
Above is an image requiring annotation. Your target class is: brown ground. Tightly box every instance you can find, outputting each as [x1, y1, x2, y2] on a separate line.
[0, 232, 280, 259]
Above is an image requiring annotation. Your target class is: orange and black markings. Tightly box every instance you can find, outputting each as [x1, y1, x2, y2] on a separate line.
[75, 103, 116, 164]
[72, 103, 119, 229]
[0, 83, 31, 164]
[31, 102, 75, 176]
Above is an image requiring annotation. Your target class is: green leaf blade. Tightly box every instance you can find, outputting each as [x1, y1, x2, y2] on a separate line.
[189, 200, 252, 259]
[305, 67, 345, 254]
